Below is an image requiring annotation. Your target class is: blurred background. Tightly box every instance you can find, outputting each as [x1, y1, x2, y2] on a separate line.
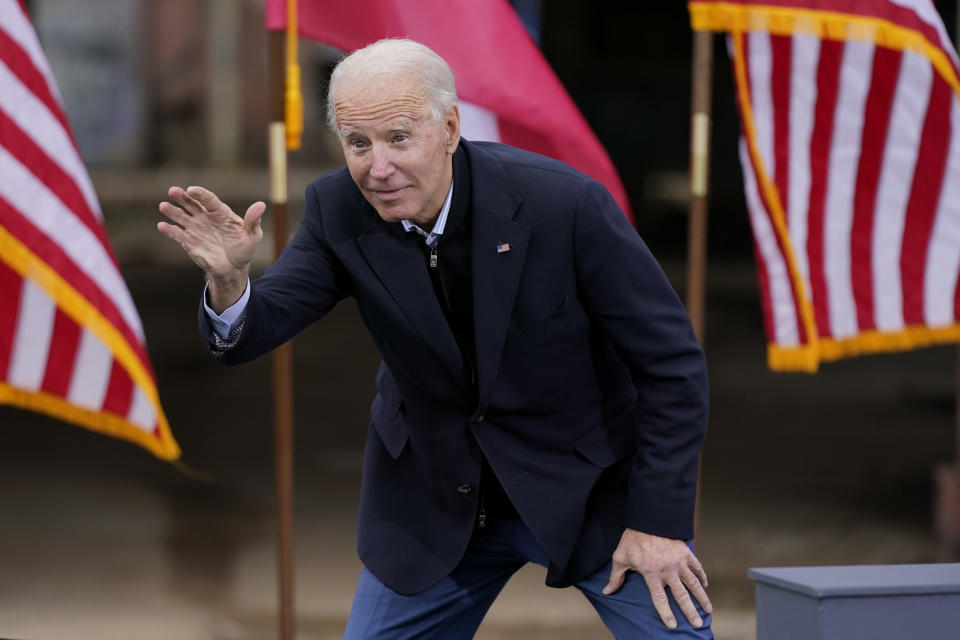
[2, 1, 960, 638]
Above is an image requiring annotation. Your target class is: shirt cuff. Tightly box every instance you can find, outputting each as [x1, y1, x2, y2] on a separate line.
[203, 278, 251, 339]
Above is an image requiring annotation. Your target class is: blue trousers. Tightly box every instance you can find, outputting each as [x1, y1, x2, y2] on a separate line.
[343, 515, 713, 639]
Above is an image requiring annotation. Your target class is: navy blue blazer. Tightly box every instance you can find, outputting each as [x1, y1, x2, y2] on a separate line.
[200, 139, 708, 595]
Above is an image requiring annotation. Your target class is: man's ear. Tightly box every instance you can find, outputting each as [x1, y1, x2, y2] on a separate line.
[445, 104, 461, 154]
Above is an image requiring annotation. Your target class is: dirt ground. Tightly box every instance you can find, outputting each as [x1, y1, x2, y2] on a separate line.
[0, 257, 954, 640]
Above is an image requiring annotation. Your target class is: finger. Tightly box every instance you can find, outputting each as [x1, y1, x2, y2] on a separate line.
[158, 202, 192, 227]
[167, 186, 206, 216]
[688, 554, 709, 588]
[681, 568, 713, 614]
[181, 189, 211, 215]
[667, 574, 704, 628]
[186, 185, 223, 212]
[643, 574, 677, 630]
[156, 220, 186, 244]
[244, 201, 266, 233]
[602, 565, 627, 596]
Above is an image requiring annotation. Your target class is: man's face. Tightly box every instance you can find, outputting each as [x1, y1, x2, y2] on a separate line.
[334, 73, 460, 227]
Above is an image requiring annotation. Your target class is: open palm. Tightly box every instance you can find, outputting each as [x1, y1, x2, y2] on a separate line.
[158, 185, 265, 278]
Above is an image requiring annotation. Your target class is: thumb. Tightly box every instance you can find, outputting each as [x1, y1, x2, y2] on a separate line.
[603, 565, 627, 596]
[244, 201, 266, 233]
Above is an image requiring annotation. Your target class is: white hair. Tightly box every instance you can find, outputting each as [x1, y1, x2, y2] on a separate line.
[326, 38, 458, 134]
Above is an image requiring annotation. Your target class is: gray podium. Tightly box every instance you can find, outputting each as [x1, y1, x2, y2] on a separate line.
[748, 564, 960, 640]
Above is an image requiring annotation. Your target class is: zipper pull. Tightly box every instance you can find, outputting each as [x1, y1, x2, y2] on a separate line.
[429, 246, 438, 268]
[478, 504, 487, 529]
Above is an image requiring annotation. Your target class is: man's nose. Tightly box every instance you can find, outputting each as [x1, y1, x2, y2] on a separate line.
[369, 146, 395, 180]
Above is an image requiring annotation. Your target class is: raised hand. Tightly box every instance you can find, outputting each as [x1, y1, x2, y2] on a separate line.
[158, 186, 265, 311]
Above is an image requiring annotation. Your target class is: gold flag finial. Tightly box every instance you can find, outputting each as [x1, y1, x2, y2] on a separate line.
[285, 0, 302, 150]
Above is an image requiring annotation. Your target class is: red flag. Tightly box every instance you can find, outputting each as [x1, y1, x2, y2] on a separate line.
[0, 0, 179, 459]
[265, 0, 632, 220]
[691, 0, 960, 372]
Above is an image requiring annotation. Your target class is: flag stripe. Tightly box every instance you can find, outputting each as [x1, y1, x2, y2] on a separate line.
[735, 33, 778, 344]
[7, 278, 56, 391]
[787, 32, 819, 293]
[805, 38, 844, 339]
[39, 308, 81, 396]
[926, 100, 960, 326]
[0, 108, 112, 252]
[66, 328, 113, 411]
[740, 138, 800, 346]
[0, 199, 150, 367]
[824, 39, 874, 340]
[751, 239, 776, 343]
[772, 34, 810, 343]
[872, 50, 932, 331]
[749, 31, 776, 179]
[0, 147, 145, 342]
[0, 1, 99, 225]
[901, 74, 952, 326]
[102, 359, 134, 419]
[850, 46, 903, 332]
[0, 26, 72, 146]
[771, 35, 792, 211]
[126, 385, 156, 432]
[0, 0, 61, 106]
[0, 262, 22, 377]
[0, 59, 101, 223]
[749, 32, 809, 344]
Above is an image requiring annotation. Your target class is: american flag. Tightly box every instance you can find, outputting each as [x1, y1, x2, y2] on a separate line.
[0, 0, 178, 458]
[691, 0, 960, 372]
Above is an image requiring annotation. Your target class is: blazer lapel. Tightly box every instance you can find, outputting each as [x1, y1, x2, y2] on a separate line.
[356, 221, 467, 390]
[468, 144, 531, 413]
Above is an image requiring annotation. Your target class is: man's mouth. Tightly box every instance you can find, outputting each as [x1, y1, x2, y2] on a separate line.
[371, 186, 409, 199]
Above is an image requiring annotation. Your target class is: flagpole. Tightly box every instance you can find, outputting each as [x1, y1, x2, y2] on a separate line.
[686, 29, 713, 539]
[686, 29, 712, 346]
[269, 28, 296, 640]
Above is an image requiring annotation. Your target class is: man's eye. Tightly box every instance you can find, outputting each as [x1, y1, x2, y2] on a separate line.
[350, 140, 367, 150]
[393, 134, 408, 143]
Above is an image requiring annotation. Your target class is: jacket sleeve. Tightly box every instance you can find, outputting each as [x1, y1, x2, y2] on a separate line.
[198, 181, 350, 364]
[573, 178, 708, 540]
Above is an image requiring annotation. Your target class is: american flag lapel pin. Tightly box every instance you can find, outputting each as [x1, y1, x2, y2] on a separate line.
[496, 242, 511, 254]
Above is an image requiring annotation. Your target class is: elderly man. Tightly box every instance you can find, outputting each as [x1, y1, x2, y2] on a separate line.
[158, 39, 712, 638]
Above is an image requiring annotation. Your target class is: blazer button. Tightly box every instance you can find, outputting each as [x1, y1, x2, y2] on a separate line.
[476, 415, 485, 423]
[456, 484, 473, 495]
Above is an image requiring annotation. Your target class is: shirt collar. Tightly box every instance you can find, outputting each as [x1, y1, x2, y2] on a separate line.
[401, 179, 454, 248]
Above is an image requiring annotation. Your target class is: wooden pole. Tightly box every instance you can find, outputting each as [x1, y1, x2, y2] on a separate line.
[687, 29, 713, 538]
[686, 30, 713, 346]
[269, 29, 296, 640]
